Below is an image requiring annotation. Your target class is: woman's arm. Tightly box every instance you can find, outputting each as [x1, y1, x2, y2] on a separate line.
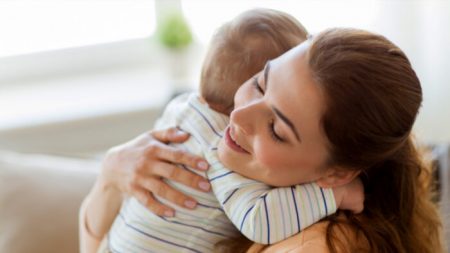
[79, 181, 122, 253]
[79, 127, 212, 253]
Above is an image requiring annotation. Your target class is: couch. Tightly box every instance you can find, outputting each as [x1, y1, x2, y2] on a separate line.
[0, 145, 449, 253]
[0, 151, 99, 253]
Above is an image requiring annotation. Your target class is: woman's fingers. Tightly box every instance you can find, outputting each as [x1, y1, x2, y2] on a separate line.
[151, 127, 190, 144]
[132, 185, 174, 217]
[145, 142, 209, 172]
[150, 162, 211, 192]
[137, 177, 199, 210]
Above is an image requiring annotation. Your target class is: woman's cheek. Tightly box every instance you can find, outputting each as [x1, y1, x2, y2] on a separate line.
[256, 152, 279, 171]
[256, 138, 295, 166]
[254, 143, 287, 175]
[253, 142, 315, 186]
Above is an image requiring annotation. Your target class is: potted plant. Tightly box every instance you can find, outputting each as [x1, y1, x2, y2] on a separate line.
[156, 10, 194, 92]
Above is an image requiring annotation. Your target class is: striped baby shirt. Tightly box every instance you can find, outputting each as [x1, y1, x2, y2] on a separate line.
[106, 92, 336, 253]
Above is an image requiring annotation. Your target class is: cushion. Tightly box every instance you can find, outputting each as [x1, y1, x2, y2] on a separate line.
[0, 151, 99, 253]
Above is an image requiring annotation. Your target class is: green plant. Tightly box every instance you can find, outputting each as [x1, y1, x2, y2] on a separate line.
[157, 12, 192, 49]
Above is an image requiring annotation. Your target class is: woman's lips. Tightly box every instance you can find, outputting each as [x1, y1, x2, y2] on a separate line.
[224, 127, 249, 154]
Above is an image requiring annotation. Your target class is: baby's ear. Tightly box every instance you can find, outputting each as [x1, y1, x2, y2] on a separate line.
[316, 167, 360, 188]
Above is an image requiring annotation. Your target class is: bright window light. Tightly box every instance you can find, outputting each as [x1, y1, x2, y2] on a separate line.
[0, 0, 156, 58]
[181, 0, 377, 45]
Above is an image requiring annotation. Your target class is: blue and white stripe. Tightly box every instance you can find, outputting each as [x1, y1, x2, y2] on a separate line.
[107, 92, 336, 252]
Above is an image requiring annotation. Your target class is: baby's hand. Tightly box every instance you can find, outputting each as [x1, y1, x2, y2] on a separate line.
[333, 178, 364, 213]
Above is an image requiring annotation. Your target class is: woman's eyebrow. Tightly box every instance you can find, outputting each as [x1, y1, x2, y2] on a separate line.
[263, 62, 302, 143]
[264, 61, 271, 87]
[272, 106, 302, 143]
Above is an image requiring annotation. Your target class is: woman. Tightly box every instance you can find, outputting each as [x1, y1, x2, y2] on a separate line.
[80, 28, 445, 253]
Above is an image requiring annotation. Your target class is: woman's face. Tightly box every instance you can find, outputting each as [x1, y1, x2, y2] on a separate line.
[217, 41, 331, 187]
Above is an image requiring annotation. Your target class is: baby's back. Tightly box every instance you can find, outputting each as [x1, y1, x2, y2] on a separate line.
[107, 93, 239, 253]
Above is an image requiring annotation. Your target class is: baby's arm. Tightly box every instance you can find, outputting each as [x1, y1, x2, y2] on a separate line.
[206, 151, 337, 245]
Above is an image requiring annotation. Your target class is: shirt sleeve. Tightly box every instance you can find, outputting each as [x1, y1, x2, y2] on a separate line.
[205, 150, 336, 245]
[79, 196, 103, 253]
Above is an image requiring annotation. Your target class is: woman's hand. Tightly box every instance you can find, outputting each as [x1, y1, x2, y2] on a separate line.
[99, 127, 211, 217]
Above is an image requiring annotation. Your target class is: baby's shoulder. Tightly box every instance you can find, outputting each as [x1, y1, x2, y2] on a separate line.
[154, 92, 198, 129]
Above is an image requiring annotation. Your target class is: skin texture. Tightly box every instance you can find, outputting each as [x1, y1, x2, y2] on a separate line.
[218, 41, 336, 187]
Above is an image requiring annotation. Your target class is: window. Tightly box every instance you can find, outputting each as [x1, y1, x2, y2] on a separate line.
[0, 0, 156, 58]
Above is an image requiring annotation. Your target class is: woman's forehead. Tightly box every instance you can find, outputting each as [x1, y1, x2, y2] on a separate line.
[270, 41, 311, 86]
[267, 42, 326, 146]
[273, 40, 310, 64]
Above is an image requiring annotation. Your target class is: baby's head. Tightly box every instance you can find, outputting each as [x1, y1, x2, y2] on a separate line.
[200, 8, 308, 115]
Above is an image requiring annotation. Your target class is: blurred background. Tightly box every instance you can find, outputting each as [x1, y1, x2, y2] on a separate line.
[0, 0, 449, 156]
[0, 1, 449, 252]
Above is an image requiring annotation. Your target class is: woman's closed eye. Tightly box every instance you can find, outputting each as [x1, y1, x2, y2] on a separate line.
[269, 120, 285, 143]
[252, 77, 286, 143]
[252, 77, 264, 94]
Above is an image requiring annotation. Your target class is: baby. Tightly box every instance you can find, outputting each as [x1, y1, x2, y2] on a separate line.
[105, 9, 360, 253]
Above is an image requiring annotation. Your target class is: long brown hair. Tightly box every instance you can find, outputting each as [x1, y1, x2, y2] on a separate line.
[307, 28, 445, 253]
[217, 28, 445, 253]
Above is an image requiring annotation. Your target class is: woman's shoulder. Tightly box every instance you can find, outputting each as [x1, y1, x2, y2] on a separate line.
[259, 221, 330, 253]
[249, 216, 369, 253]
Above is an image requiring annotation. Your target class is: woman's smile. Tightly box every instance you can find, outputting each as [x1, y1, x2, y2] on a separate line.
[224, 126, 250, 154]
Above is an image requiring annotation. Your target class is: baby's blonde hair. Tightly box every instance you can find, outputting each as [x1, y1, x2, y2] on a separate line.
[200, 8, 308, 114]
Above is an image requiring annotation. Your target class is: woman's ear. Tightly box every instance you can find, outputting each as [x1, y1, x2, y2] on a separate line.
[316, 167, 360, 188]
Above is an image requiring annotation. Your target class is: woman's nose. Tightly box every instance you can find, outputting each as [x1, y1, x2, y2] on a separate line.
[230, 100, 263, 136]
